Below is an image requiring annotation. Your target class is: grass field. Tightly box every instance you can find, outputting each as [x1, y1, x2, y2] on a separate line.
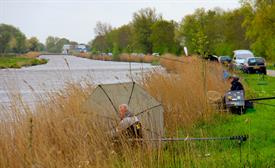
[0, 54, 47, 69]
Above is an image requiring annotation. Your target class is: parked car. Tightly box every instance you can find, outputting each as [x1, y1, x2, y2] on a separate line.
[233, 50, 254, 69]
[152, 53, 160, 57]
[242, 57, 267, 74]
[218, 56, 232, 64]
[138, 53, 145, 57]
[205, 55, 219, 62]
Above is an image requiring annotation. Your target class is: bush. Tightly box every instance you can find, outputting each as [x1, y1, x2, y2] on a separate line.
[9, 63, 21, 68]
[39, 58, 48, 64]
[31, 59, 41, 65]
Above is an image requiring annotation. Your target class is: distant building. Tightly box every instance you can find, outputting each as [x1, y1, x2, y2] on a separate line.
[75, 44, 87, 53]
[62, 44, 87, 54]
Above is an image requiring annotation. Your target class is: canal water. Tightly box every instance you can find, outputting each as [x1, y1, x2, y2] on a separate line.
[0, 55, 157, 111]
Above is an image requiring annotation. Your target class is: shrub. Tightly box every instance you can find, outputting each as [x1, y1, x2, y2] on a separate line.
[39, 58, 48, 64]
[30, 59, 41, 65]
[9, 63, 21, 68]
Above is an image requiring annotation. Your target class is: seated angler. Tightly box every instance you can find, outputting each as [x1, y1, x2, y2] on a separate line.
[116, 104, 142, 139]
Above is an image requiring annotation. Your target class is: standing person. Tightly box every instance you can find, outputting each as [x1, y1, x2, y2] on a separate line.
[116, 104, 142, 139]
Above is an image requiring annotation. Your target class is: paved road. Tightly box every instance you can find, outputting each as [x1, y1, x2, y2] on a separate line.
[267, 70, 275, 77]
[0, 55, 157, 110]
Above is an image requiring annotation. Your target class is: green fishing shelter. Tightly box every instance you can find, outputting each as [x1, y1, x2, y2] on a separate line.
[82, 82, 164, 140]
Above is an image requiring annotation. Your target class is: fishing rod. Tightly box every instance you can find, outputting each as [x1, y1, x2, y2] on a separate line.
[128, 135, 248, 142]
[126, 135, 248, 163]
[246, 96, 275, 101]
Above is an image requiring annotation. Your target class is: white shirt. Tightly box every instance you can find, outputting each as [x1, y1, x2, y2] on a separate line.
[117, 116, 139, 131]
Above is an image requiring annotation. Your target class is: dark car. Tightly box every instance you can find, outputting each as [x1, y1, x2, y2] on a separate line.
[205, 55, 219, 62]
[242, 57, 267, 74]
[218, 56, 232, 64]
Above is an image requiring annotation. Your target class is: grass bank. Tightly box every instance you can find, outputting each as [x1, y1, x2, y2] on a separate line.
[188, 74, 275, 166]
[0, 52, 47, 69]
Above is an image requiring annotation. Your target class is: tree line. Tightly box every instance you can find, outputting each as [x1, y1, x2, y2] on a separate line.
[0, 24, 79, 55]
[0, 24, 45, 54]
[1, 0, 274, 60]
[90, 0, 275, 60]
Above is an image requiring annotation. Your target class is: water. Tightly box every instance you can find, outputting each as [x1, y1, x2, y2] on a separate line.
[0, 55, 158, 110]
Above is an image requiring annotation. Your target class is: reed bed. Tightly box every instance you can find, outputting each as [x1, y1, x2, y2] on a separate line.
[119, 54, 157, 63]
[76, 53, 158, 63]
[142, 55, 229, 133]
[0, 56, 235, 167]
[22, 52, 42, 58]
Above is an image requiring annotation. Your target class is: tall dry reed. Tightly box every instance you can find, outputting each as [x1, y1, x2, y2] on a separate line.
[22, 52, 41, 58]
[142, 55, 229, 134]
[0, 55, 231, 167]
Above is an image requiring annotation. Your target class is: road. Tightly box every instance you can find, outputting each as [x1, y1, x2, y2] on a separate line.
[267, 70, 275, 77]
[0, 55, 157, 110]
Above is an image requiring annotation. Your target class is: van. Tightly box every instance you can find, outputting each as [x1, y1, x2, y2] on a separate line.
[233, 50, 254, 69]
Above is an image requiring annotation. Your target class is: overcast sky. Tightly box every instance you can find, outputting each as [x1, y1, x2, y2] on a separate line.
[0, 0, 240, 44]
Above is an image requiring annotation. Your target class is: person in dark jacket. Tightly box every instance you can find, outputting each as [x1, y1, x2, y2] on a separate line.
[229, 76, 244, 91]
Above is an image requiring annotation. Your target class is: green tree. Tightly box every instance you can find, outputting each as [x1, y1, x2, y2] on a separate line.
[114, 25, 133, 53]
[0, 31, 11, 53]
[178, 9, 209, 56]
[90, 35, 110, 53]
[150, 20, 178, 54]
[56, 38, 70, 53]
[37, 42, 45, 51]
[243, 0, 275, 60]
[132, 8, 160, 54]
[192, 30, 209, 56]
[27, 37, 40, 51]
[112, 43, 120, 60]
[178, 7, 249, 56]
[46, 36, 59, 53]
[0, 24, 27, 54]
[46, 36, 71, 53]
[90, 22, 113, 53]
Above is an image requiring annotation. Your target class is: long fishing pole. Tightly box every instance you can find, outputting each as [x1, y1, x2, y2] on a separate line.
[128, 135, 248, 142]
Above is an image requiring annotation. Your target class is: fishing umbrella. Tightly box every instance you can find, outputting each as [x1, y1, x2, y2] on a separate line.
[81, 82, 164, 140]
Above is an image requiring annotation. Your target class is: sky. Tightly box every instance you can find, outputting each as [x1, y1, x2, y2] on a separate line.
[0, 0, 240, 44]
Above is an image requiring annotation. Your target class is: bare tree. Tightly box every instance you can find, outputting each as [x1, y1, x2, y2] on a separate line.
[94, 21, 112, 36]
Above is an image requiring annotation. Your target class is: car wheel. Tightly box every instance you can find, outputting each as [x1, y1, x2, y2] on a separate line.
[262, 68, 267, 75]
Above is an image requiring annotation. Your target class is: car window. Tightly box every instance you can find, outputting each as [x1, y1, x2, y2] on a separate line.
[256, 58, 265, 64]
[248, 58, 256, 63]
[236, 53, 253, 59]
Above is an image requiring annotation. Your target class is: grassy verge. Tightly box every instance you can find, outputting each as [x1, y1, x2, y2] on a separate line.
[267, 65, 275, 70]
[187, 74, 275, 166]
[266, 62, 275, 70]
[0, 52, 47, 69]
